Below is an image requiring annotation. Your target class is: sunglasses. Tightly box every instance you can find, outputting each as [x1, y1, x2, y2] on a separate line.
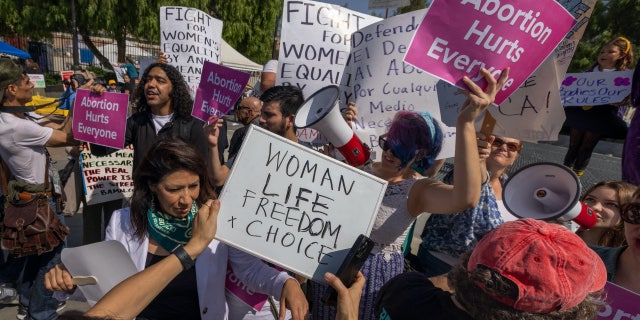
[492, 137, 522, 152]
[621, 203, 640, 224]
[379, 135, 395, 157]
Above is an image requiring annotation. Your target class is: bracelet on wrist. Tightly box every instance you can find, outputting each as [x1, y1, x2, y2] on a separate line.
[171, 244, 195, 271]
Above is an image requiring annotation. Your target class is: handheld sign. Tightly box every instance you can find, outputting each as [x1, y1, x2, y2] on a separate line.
[404, 0, 576, 104]
[192, 61, 250, 122]
[278, 0, 382, 144]
[344, 10, 456, 160]
[160, 6, 223, 95]
[72, 89, 128, 149]
[217, 125, 387, 282]
[61, 240, 138, 306]
[27, 74, 46, 88]
[596, 282, 640, 319]
[80, 146, 134, 205]
[484, 0, 599, 142]
[561, 70, 633, 106]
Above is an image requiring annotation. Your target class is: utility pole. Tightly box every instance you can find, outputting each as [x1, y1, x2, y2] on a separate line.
[71, 0, 79, 67]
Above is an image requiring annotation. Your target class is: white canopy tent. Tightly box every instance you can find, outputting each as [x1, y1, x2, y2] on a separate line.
[221, 39, 262, 72]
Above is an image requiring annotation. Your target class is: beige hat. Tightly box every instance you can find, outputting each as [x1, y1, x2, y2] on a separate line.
[0, 59, 23, 89]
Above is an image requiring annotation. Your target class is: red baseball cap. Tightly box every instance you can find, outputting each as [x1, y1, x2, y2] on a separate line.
[467, 218, 606, 313]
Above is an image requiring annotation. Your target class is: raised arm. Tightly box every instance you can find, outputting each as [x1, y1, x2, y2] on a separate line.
[408, 68, 509, 214]
[204, 118, 231, 187]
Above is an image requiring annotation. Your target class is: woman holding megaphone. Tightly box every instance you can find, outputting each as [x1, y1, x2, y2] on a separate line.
[310, 68, 510, 320]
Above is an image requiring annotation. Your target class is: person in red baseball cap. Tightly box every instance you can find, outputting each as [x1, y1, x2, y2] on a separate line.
[375, 218, 607, 319]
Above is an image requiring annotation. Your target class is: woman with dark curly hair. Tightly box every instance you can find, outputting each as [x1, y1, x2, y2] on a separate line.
[91, 63, 210, 171]
[375, 219, 607, 320]
[46, 138, 308, 320]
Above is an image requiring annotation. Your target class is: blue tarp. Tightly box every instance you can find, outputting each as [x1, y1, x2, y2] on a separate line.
[0, 41, 31, 59]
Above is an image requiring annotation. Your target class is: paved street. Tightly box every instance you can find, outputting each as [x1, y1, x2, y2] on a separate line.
[0, 118, 623, 318]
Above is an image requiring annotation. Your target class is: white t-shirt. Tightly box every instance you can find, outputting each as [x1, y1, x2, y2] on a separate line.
[0, 112, 53, 184]
[151, 113, 173, 134]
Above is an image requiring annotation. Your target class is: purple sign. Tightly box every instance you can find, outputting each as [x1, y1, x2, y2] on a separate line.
[225, 265, 268, 311]
[596, 282, 640, 319]
[404, 0, 576, 104]
[192, 61, 250, 122]
[72, 89, 128, 149]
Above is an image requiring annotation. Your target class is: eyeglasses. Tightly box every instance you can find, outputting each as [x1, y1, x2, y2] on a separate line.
[621, 203, 640, 224]
[378, 135, 395, 157]
[491, 137, 522, 152]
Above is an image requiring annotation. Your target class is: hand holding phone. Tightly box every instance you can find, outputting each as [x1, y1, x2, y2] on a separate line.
[322, 234, 374, 306]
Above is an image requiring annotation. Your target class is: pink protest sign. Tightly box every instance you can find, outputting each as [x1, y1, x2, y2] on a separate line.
[72, 89, 128, 149]
[404, 0, 576, 104]
[225, 265, 268, 311]
[192, 61, 250, 122]
[596, 282, 640, 319]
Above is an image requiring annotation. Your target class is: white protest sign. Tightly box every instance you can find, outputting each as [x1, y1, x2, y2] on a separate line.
[61, 240, 139, 306]
[487, 0, 598, 142]
[278, 0, 381, 143]
[81, 146, 134, 205]
[217, 125, 387, 281]
[368, 0, 411, 9]
[27, 74, 45, 88]
[560, 70, 633, 106]
[345, 10, 456, 160]
[160, 6, 223, 95]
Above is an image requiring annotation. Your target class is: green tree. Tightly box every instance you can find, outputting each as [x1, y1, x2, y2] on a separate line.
[211, 0, 282, 64]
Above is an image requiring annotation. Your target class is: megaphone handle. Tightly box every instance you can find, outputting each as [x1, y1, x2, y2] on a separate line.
[479, 111, 496, 138]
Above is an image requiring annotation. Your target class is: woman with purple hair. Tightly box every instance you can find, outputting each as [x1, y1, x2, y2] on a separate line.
[310, 68, 509, 320]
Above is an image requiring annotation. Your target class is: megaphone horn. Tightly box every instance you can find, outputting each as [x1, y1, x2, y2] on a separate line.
[502, 162, 597, 229]
[294, 85, 370, 166]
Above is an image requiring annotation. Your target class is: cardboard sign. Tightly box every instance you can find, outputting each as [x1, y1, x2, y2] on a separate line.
[369, 0, 411, 9]
[404, 0, 576, 104]
[278, 0, 382, 144]
[561, 70, 633, 106]
[217, 125, 387, 282]
[344, 10, 456, 160]
[192, 61, 250, 122]
[27, 74, 46, 88]
[160, 6, 223, 95]
[80, 147, 134, 205]
[72, 89, 128, 149]
[61, 240, 139, 306]
[596, 281, 640, 319]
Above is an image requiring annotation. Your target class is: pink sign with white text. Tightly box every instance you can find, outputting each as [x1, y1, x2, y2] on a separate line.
[72, 89, 128, 149]
[192, 61, 250, 122]
[404, 0, 576, 104]
[596, 282, 640, 319]
[225, 265, 268, 311]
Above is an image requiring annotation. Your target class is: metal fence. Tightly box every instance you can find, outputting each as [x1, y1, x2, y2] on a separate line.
[2, 32, 160, 74]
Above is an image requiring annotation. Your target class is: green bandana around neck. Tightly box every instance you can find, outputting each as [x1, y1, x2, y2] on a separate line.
[147, 201, 198, 251]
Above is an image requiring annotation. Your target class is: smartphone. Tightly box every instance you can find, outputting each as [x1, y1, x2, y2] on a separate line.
[321, 234, 374, 306]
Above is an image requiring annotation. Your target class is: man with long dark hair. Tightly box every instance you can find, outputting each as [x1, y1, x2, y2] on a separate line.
[91, 63, 210, 170]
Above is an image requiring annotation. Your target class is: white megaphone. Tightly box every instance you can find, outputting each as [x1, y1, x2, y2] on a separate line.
[502, 162, 597, 229]
[294, 85, 370, 166]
